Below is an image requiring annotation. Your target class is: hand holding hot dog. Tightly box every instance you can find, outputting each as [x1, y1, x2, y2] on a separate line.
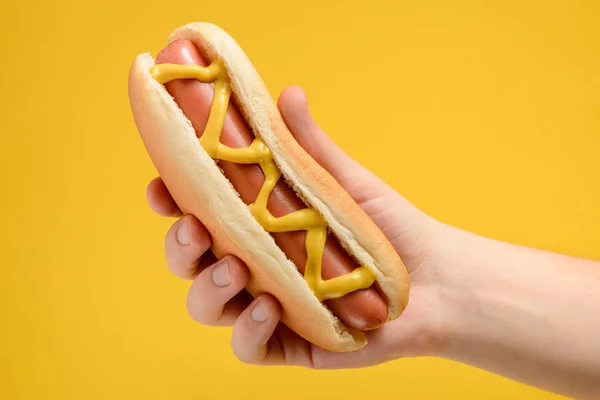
[146, 84, 443, 367]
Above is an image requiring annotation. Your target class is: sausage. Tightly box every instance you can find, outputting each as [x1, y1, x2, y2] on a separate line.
[155, 39, 388, 331]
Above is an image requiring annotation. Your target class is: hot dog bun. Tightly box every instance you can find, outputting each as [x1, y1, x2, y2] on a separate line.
[128, 22, 410, 352]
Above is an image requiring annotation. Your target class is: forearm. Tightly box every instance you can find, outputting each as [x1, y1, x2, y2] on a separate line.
[437, 225, 600, 399]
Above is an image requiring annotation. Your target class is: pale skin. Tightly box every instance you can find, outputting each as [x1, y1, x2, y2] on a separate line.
[146, 85, 600, 399]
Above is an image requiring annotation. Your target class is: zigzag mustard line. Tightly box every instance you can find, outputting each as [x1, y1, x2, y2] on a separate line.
[150, 62, 376, 301]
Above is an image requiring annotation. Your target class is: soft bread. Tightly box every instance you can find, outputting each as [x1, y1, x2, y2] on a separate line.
[128, 22, 409, 352]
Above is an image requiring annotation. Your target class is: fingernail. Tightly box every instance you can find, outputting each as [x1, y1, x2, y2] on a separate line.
[176, 219, 190, 246]
[251, 300, 268, 323]
[212, 259, 231, 287]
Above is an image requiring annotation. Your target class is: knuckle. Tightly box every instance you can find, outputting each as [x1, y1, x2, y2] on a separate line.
[231, 341, 257, 365]
[230, 321, 257, 364]
[164, 219, 181, 253]
[185, 266, 232, 326]
[164, 226, 208, 280]
[186, 290, 212, 325]
[167, 260, 190, 280]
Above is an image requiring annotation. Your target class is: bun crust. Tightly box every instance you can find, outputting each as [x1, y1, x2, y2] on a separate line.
[128, 22, 409, 352]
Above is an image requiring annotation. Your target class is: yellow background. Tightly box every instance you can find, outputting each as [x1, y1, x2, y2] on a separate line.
[2, 0, 599, 399]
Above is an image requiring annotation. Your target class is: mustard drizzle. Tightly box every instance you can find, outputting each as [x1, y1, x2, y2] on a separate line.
[150, 62, 376, 301]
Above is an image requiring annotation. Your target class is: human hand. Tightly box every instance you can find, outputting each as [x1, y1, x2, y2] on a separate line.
[146, 85, 451, 368]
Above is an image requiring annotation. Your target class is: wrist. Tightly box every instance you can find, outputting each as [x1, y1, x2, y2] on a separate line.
[428, 224, 509, 360]
[430, 224, 600, 398]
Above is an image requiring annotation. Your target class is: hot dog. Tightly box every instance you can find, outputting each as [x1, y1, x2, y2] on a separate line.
[154, 39, 389, 332]
[128, 22, 410, 352]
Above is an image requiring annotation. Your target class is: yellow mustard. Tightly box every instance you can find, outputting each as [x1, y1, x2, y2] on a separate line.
[150, 62, 376, 301]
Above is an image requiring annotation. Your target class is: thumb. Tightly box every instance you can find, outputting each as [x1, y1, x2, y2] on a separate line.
[277, 86, 430, 263]
[277, 85, 391, 205]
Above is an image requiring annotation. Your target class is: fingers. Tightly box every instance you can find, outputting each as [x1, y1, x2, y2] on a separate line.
[186, 256, 251, 326]
[231, 294, 283, 364]
[165, 215, 212, 279]
[146, 177, 181, 217]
